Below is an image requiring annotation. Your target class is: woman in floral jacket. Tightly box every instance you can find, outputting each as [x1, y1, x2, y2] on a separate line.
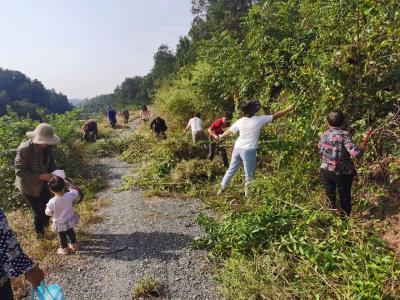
[318, 111, 369, 216]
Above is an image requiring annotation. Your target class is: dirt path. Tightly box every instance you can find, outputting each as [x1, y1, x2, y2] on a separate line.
[47, 119, 218, 299]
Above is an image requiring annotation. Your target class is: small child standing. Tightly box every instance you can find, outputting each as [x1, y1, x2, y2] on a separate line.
[45, 176, 80, 255]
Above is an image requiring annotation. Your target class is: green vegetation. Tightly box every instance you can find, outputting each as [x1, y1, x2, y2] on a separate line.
[104, 0, 400, 298]
[132, 276, 164, 299]
[0, 68, 72, 118]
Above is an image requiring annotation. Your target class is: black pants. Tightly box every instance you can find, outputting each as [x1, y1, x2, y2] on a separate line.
[24, 187, 52, 235]
[208, 142, 229, 168]
[155, 131, 167, 139]
[321, 169, 354, 216]
[58, 228, 77, 249]
[0, 279, 14, 300]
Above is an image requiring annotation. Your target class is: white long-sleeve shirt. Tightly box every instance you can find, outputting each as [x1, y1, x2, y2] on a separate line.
[45, 189, 79, 224]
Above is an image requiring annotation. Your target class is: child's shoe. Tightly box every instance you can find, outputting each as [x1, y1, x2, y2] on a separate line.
[69, 243, 80, 251]
[57, 248, 71, 255]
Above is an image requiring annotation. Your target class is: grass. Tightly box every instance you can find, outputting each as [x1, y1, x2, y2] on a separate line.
[132, 276, 164, 299]
[112, 115, 400, 299]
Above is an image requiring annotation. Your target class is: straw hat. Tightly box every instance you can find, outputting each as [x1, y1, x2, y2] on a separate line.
[26, 123, 61, 145]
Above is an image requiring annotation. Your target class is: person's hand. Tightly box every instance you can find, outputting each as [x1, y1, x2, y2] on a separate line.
[25, 265, 45, 288]
[39, 173, 53, 181]
[363, 128, 374, 145]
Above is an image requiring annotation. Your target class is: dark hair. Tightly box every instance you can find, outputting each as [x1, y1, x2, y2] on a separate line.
[194, 112, 201, 118]
[224, 111, 233, 120]
[48, 176, 65, 193]
[240, 100, 261, 117]
[327, 111, 345, 127]
[142, 105, 148, 111]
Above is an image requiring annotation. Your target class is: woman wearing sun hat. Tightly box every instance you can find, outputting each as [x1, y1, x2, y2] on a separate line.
[15, 123, 60, 236]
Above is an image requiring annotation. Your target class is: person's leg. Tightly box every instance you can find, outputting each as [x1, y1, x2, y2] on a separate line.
[242, 149, 257, 195]
[24, 194, 45, 235]
[58, 231, 69, 249]
[66, 228, 77, 244]
[83, 130, 89, 141]
[337, 174, 355, 216]
[208, 143, 217, 161]
[220, 148, 242, 190]
[219, 147, 229, 168]
[320, 169, 337, 209]
[0, 279, 14, 300]
[39, 187, 51, 229]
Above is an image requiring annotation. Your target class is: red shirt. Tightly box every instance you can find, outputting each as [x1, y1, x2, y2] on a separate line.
[209, 118, 230, 141]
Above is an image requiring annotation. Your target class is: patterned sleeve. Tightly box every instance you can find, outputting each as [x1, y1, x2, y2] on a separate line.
[0, 209, 35, 279]
[15, 146, 39, 181]
[343, 132, 364, 158]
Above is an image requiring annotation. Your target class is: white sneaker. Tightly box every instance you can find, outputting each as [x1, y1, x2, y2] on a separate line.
[217, 188, 225, 196]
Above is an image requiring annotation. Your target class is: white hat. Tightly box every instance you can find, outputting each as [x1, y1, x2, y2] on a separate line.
[26, 123, 61, 145]
[52, 170, 66, 179]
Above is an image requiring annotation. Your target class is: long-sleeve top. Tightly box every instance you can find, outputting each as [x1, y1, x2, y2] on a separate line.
[107, 109, 117, 121]
[318, 127, 364, 175]
[15, 140, 57, 197]
[0, 208, 34, 287]
[150, 118, 167, 133]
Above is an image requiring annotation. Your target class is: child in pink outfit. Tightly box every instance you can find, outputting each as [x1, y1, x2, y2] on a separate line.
[45, 176, 80, 255]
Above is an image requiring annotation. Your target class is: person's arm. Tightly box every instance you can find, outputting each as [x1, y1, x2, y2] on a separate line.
[184, 120, 191, 132]
[272, 105, 295, 122]
[219, 129, 234, 139]
[45, 201, 54, 217]
[0, 208, 44, 288]
[344, 132, 365, 158]
[150, 119, 155, 130]
[208, 127, 219, 140]
[48, 148, 57, 173]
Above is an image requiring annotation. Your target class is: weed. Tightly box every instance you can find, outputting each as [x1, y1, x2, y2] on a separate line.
[132, 276, 164, 299]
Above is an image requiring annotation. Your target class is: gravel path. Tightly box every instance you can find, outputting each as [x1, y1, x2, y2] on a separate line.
[47, 120, 218, 299]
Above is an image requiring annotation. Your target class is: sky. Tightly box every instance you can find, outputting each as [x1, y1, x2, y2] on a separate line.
[0, 0, 193, 99]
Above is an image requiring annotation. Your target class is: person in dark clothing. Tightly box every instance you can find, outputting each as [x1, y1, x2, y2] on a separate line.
[150, 117, 168, 139]
[82, 119, 99, 141]
[318, 111, 371, 216]
[107, 106, 117, 128]
[0, 208, 45, 300]
[122, 107, 130, 124]
[207, 111, 233, 168]
[15, 123, 60, 236]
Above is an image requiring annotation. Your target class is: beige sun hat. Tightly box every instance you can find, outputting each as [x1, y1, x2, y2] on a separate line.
[26, 123, 61, 145]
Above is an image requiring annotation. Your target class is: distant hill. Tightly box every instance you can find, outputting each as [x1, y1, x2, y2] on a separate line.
[69, 98, 84, 107]
[0, 67, 73, 119]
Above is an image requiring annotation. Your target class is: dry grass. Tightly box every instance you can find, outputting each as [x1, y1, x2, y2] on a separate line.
[132, 276, 164, 299]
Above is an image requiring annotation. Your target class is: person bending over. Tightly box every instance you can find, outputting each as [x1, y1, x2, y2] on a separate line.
[208, 111, 233, 168]
[218, 100, 294, 196]
[185, 112, 206, 142]
[82, 119, 99, 141]
[318, 111, 370, 216]
[150, 117, 168, 139]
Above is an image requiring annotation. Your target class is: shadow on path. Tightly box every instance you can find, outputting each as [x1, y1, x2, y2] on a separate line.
[79, 231, 193, 261]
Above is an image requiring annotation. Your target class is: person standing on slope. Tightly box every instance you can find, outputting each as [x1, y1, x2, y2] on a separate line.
[184, 112, 206, 142]
[318, 111, 370, 217]
[217, 100, 294, 196]
[140, 105, 151, 123]
[122, 107, 130, 124]
[208, 111, 233, 168]
[107, 106, 117, 128]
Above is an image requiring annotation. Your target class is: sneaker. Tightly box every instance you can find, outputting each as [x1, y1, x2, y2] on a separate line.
[217, 188, 225, 196]
[69, 243, 80, 251]
[57, 248, 71, 255]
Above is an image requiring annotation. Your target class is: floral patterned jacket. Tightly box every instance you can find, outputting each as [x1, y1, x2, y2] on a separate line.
[0, 208, 34, 287]
[318, 127, 364, 175]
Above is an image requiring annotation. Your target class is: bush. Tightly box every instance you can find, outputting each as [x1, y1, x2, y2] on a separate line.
[171, 159, 225, 184]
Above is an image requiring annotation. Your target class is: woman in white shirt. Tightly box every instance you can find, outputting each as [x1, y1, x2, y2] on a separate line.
[218, 100, 294, 196]
[184, 112, 206, 142]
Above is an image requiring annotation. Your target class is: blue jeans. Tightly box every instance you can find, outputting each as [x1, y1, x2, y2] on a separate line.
[221, 147, 257, 189]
